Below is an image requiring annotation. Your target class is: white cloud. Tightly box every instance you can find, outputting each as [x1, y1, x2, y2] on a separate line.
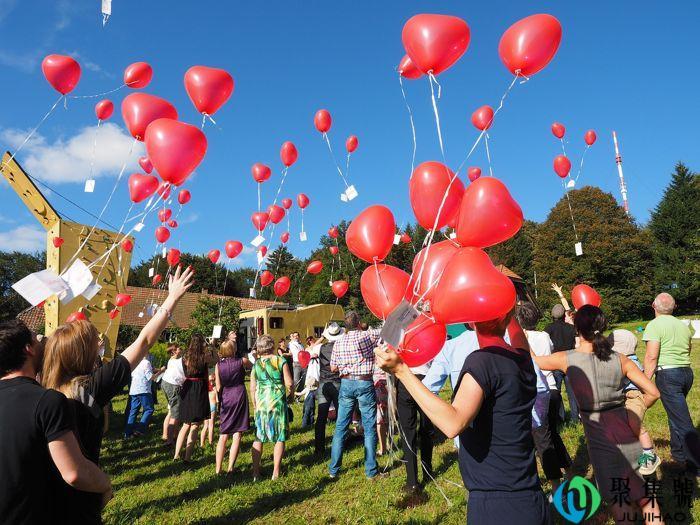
[1, 123, 145, 184]
[68, 51, 114, 79]
[179, 212, 199, 225]
[0, 225, 45, 252]
[0, 49, 41, 73]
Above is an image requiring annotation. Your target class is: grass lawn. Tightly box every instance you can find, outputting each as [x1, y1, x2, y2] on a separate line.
[102, 330, 700, 524]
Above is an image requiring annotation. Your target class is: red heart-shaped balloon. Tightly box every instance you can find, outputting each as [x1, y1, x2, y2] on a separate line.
[297, 193, 310, 209]
[109, 308, 120, 320]
[307, 260, 323, 275]
[52, 237, 64, 248]
[251, 212, 269, 232]
[121, 93, 177, 141]
[471, 105, 494, 131]
[139, 156, 154, 174]
[409, 161, 464, 230]
[66, 311, 87, 323]
[331, 280, 349, 298]
[400, 233, 411, 244]
[455, 177, 523, 248]
[259, 246, 268, 257]
[167, 248, 181, 267]
[115, 293, 132, 307]
[412, 239, 460, 304]
[401, 14, 471, 75]
[251, 163, 271, 183]
[280, 141, 298, 167]
[329, 246, 339, 256]
[467, 166, 481, 182]
[432, 247, 516, 324]
[298, 350, 311, 369]
[178, 189, 191, 205]
[267, 205, 285, 225]
[121, 238, 134, 253]
[95, 99, 114, 121]
[346, 205, 396, 263]
[184, 66, 234, 116]
[208, 249, 220, 264]
[584, 130, 597, 146]
[152, 274, 162, 286]
[145, 119, 207, 186]
[553, 155, 571, 178]
[345, 135, 358, 153]
[128, 173, 159, 203]
[571, 284, 602, 310]
[260, 270, 274, 287]
[157, 181, 171, 200]
[314, 109, 332, 133]
[551, 122, 565, 139]
[398, 315, 447, 367]
[42, 54, 81, 95]
[225, 241, 243, 259]
[281, 198, 293, 210]
[155, 226, 170, 244]
[168, 220, 178, 229]
[398, 54, 423, 79]
[124, 62, 153, 89]
[280, 232, 290, 244]
[328, 227, 339, 239]
[360, 264, 411, 319]
[273, 276, 291, 297]
[157, 208, 172, 223]
[498, 14, 562, 77]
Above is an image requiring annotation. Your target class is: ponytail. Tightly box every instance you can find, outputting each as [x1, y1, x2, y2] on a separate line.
[574, 305, 613, 361]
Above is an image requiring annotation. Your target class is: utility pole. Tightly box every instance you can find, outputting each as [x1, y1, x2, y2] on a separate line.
[612, 131, 630, 215]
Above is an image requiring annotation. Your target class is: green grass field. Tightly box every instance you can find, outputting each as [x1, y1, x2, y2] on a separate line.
[102, 329, 699, 524]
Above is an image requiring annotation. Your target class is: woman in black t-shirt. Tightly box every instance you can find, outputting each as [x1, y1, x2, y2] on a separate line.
[375, 311, 549, 525]
[41, 266, 194, 524]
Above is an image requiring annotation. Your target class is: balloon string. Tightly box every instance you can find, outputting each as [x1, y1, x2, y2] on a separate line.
[63, 136, 139, 273]
[455, 72, 520, 175]
[217, 259, 232, 322]
[94, 202, 135, 282]
[562, 181, 580, 242]
[336, 238, 342, 271]
[574, 145, 590, 183]
[398, 74, 417, 177]
[345, 152, 351, 184]
[257, 184, 261, 212]
[484, 133, 494, 177]
[559, 138, 567, 156]
[329, 256, 335, 283]
[1, 94, 64, 172]
[301, 208, 305, 235]
[69, 83, 127, 100]
[427, 73, 445, 163]
[201, 114, 206, 131]
[322, 133, 350, 189]
[87, 119, 102, 184]
[374, 259, 390, 306]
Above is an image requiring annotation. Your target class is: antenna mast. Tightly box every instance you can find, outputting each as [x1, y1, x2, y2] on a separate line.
[612, 131, 630, 215]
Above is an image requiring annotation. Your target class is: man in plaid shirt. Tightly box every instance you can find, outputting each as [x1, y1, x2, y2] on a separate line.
[328, 311, 383, 479]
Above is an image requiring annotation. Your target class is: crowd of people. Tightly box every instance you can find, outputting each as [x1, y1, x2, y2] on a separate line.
[0, 261, 697, 524]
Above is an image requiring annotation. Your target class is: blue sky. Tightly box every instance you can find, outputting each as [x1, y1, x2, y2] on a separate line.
[0, 1, 698, 267]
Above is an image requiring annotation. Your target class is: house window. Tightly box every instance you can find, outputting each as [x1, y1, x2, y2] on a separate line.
[269, 317, 284, 330]
[313, 326, 324, 338]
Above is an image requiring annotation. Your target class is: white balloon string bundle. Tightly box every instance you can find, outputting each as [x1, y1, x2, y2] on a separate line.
[427, 72, 445, 163]
[574, 144, 590, 183]
[398, 74, 417, 177]
[322, 132, 351, 190]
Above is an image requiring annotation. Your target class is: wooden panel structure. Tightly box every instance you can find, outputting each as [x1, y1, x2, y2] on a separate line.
[1, 152, 132, 357]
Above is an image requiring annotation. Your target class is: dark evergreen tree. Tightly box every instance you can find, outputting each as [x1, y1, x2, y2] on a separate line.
[0, 250, 45, 321]
[487, 220, 538, 288]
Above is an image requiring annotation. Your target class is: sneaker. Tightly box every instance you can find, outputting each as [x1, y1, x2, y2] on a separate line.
[638, 452, 661, 476]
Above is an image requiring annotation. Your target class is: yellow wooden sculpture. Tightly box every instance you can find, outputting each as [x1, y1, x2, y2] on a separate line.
[1, 152, 132, 358]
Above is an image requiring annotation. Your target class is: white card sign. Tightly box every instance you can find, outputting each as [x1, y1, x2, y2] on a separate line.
[340, 193, 348, 202]
[212, 325, 223, 339]
[148, 267, 155, 278]
[566, 179, 576, 189]
[345, 185, 358, 201]
[251, 235, 265, 247]
[59, 260, 94, 304]
[12, 270, 69, 306]
[299, 231, 307, 242]
[84, 180, 95, 193]
[393, 234, 401, 245]
[249, 287, 256, 298]
[133, 222, 145, 232]
[575, 242, 583, 256]
[82, 282, 102, 301]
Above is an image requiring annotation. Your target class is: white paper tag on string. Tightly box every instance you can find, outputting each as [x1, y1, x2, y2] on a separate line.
[575, 242, 583, 256]
[161, 247, 167, 258]
[12, 270, 69, 306]
[101, 0, 112, 16]
[147, 303, 157, 317]
[148, 267, 155, 278]
[380, 299, 420, 348]
[566, 179, 576, 189]
[134, 222, 145, 232]
[299, 231, 307, 242]
[345, 185, 358, 201]
[138, 311, 144, 318]
[449, 231, 457, 239]
[212, 325, 223, 339]
[59, 260, 94, 304]
[340, 193, 348, 202]
[249, 287, 256, 298]
[393, 234, 401, 245]
[328, 280, 333, 286]
[84, 180, 95, 193]
[82, 282, 101, 301]
[251, 235, 265, 247]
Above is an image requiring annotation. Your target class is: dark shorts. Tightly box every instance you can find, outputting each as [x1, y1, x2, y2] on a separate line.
[467, 489, 549, 525]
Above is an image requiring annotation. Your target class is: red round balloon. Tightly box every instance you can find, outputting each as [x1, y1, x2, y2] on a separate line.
[139, 156, 154, 174]
[360, 264, 411, 319]
[123, 62, 152, 89]
[252, 163, 271, 183]
[329, 246, 339, 256]
[66, 311, 87, 323]
[571, 284, 602, 310]
[121, 93, 178, 141]
[307, 260, 323, 275]
[184, 65, 234, 116]
[398, 315, 447, 367]
[409, 161, 464, 230]
[412, 239, 460, 303]
[280, 232, 290, 244]
[128, 173, 159, 203]
[346, 135, 358, 153]
[401, 14, 470, 75]
[251, 212, 269, 232]
[432, 247, 516, 324]
[498, 14, 562, 76]
[281, 198, 293, 210]
[553, 154, 571, 178]
[584, 130, 597, 146]
[273, 276, 291, 296]
[157, 208, 172, 223]
[225, 240, 243, 259]
[42, 54, 81, 95]
[455, 177, 523, 248]
[297, 193, 310, 209]
[145, 119, 207, 186]
[177, 189, 191, 205]
[152, 274, 162, 286]
[121, 239, 134, 253]
[267, 205, 285, 225]
[115, 293, 132, 307]
[328, 226, 339, 239]
[95, 99, 114, 120]
[168, 220, 178, 229]
[155, 226, 170, 244]
[551, 122, 565, 139]
[109, 308, 120, 320]
[280, 141, 298, 167]
[208, 249, 220, 264]
[166, 248, 180, 266]
[467, 166, 481, 182]
[400, 233, 411, 244]
[314, 110, 332, 133]
[471, 105, 494, 131]
[332, 280, 349, 299]
[398, 54, 423, 79]
[346, 205, 396, 263]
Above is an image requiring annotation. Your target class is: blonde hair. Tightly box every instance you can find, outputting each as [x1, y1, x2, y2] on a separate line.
[219, 341, 236, 359]
[42, 320, 100, 399]
[256, 335, 275, 356]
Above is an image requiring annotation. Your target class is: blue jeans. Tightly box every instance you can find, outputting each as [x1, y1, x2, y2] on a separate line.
[302, 390, 316, 427]
[553, 370, 579, 421]
[329, 379, 378, 478]
[125, 393, 154, 436]
[656, 367, 697, 469]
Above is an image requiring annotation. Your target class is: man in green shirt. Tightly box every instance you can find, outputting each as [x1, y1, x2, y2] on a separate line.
[643, 292, 697, 475]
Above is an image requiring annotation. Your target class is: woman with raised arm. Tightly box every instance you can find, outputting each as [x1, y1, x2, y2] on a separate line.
[375, 310, 549, 525]
[531, 305, 664, 525]
[42, 265, 194, 524]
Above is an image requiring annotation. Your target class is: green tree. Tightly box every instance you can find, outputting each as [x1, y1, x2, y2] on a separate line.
[647, 162, 700, 312]
[176, 295, 241, 344]
[533, 186, 654, 322]
[487, 220, 538, 288]
[0, 250, 45, 321]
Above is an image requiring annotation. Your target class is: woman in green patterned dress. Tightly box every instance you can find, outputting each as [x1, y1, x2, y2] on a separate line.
[250, 334, 293, 480]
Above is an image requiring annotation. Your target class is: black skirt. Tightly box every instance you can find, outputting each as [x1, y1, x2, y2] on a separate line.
[178, 363, 210, 423]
